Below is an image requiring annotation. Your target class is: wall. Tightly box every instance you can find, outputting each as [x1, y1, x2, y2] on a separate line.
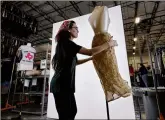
[47, 5, 135, 119]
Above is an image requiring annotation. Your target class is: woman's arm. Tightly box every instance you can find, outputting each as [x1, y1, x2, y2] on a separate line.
[77, 57, 92, 65]
[78, 38, 117, 56]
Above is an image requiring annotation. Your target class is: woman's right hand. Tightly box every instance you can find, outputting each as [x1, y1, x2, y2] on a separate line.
[78, 36, 118, 56]
[108, 36, 118, 47]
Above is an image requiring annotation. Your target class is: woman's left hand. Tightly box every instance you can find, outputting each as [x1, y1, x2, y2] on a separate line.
[89, 56, 93, 60]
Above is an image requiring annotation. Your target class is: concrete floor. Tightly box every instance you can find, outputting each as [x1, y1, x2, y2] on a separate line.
[1, 111, 55, 120]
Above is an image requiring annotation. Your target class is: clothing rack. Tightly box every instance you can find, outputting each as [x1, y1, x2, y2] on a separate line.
[146, 35, 165, 120]
[154, 44, 165, 85]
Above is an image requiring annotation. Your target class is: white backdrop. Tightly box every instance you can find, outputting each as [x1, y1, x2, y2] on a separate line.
[47, 5, 135, 119]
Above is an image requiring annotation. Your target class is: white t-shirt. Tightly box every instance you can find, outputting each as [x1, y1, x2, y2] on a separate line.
[17, 45, 36, 71]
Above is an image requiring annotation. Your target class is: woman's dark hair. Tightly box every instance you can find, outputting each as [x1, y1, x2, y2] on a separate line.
[52, 21, 75, 70]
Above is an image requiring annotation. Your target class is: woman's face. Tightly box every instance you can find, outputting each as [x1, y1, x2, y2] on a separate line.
[69, 23, 79, 39]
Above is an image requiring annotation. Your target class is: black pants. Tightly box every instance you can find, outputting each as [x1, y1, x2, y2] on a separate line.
[53, 92, 77, 120]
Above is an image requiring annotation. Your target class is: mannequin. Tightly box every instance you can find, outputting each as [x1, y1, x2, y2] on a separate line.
[89, 6, 131, 101]
[17, 43, 36, 71]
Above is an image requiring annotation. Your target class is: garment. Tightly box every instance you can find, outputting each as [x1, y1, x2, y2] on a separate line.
[17, 45, 36, 71]
[141, 74, 148, 87]
[92, 32, 131, 102]
[155, 47, 165, 76]
[50, 40, 82, 93]
[139, 66, 148, 75]
[53, 92, 77, 120]
[129, 66, 134, 76]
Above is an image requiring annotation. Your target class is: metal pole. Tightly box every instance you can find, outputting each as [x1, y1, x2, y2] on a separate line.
[41, 43, 49, 116]
[133, 55, 136, 84]
[7, 56, 16, 105]
[155, 45, 160, 86]
[145, 35, 161, 117]
[138, 39, 143, 64]
[12, 72, 18, 106]
[20, 71, 26, 117]
[106, 100, 110, 120]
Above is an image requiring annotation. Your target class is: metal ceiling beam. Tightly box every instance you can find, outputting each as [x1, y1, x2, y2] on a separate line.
[33, 38, 50, 45]
[70, 1, 83, 16]
[52, 1, 70, 19]
[114, 1, 118, 6]
[125, 22, 165, 31]
[2, 1, 51, 41]
[33, 40, 50, 46]
[38, 26, 52, 32]
[124, 15, 165, 26]
[123, 9, 165, 20]
[147, 2, 160, 33]
[121, 1, 143, 8]
[24, 1, 55, 38]
[31, 36, 49, 42]
[133, 1, 139, 38]
[39, 23, 54, 29]
[47, 1, 69, 20]
[141, 1, 160, 53]
[13, 1, 23, 6]
[92, 1, 97, 7]
[152, 24, 165, 47]
[126, 32, 164, 37]
[34, 1, 83, 19]
[38, 24, 52, 35]
[125, 29, 164, 35]
[25, 2, 47, 13]
[25, 1, 55, 24]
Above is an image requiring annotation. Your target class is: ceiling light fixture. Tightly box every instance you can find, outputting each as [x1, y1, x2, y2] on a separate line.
[133, 52, 135, 55]
[49, 38, 54, 41]
[135, 17, 140, 24]
[133, 46, 136, 49]
[133, 37, 137, 41]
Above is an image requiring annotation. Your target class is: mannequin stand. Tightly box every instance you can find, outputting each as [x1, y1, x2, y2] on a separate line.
[106, 100, 110, 120]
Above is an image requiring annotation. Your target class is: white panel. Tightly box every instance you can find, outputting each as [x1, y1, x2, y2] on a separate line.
[47, 5, 135, 119]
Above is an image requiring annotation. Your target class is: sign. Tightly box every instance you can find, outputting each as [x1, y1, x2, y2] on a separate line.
[32, 78, 37, 86]
[40, 59, 47, 69]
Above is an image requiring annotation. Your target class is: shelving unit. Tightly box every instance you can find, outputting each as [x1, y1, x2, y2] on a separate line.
[132, 87, 165, 119]
[17, 75, 49, 79]
[10, 43, 51, 116]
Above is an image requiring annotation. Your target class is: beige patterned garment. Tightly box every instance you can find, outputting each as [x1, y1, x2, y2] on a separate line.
[89, 6, 131, 102]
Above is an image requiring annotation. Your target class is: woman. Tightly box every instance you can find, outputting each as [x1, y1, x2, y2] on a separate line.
[50, 20, 117, 120]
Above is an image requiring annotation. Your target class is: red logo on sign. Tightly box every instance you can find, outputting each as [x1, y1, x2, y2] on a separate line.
[25, 52, 33, 60]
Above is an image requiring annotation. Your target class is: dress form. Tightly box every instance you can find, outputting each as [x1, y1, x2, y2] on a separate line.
[89, 6, 131, 102]
[17, 43, 36, 71]
[89, 6, 110, 34]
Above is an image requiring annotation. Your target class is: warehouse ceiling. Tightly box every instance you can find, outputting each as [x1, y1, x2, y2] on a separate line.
[2, 1, 165, 54]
